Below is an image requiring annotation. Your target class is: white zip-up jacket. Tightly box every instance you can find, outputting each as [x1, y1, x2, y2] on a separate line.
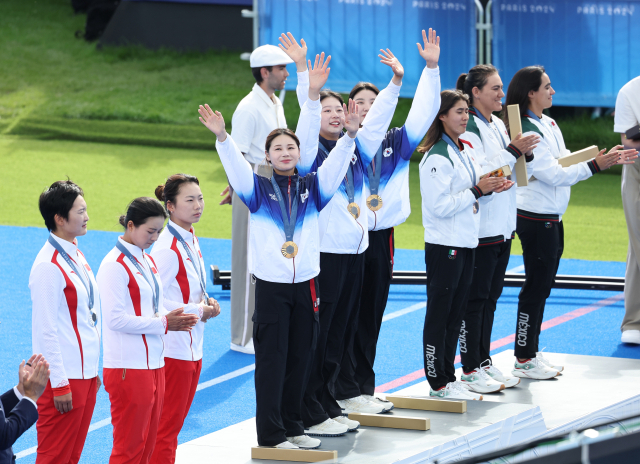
[516, 113, 600, 221]
[30, 234, 101, 393]
[462, 108, 532, 243]
[419, 137, 494, 249]
[97, 238, 188, 370]
[296, 72, 400, 253]
[214, 98, 355, 283]
[151, 221, 206, 362]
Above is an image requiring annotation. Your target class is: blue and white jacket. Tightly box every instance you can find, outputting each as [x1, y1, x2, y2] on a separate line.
[214, 98, 356, 283]
[296, 72, 401, 253]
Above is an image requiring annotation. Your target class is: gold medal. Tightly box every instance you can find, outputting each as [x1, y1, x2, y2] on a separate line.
[281, 241, 299, 259]
[347, 202, 361, 219]
[366, 194, 383, 211]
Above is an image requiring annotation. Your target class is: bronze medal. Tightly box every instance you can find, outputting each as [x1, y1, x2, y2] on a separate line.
[281, 241, 299, 259]
[473, 200, 480, 214]
[366, 194, 383, 211]
[347, 202, 361, 219]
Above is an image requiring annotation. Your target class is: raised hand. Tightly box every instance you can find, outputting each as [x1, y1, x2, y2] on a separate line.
[308, 52, 331, 101]
[17, 354, 43, 396]
[379, 49, 404, 85]
[342, 99, 360, 139]
[417, 28, 440, 69]
[199, 104, 227, 141]
[23, 357, 50, 404]
[278, 32, 308, 72]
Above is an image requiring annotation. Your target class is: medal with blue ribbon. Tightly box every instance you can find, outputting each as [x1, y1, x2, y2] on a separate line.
[366, 144, 384, 211]
[442, 133, 480, 214]
[319, 142, 360, 219]
[166, 223, 210, 301]
[270, 175, 300, 259]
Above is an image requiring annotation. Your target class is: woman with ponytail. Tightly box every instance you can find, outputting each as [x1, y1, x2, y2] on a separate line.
[417, 90, 511, 400]
[149, 175, 220, 464]
[506, 66, 637, 379]
[454, 66, 539, 393]
[97, 197, 198, 463]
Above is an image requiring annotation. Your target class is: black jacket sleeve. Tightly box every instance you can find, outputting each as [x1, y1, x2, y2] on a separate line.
[0, 389, 38, 453]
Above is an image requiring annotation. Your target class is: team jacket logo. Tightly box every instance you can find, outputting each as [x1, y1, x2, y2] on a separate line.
[425, 344, 437, 377]
[269, 193, 277, 201]
[448, 249, 457, 260]
[383, 147, 393, 157]
[459, 320, 467, 353]
[300, 188, 309, 204]
[351, 153, 358, 165]
[517, 313, 530, 346]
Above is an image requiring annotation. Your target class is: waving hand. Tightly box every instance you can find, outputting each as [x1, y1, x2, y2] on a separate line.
[417, 28, 440, 69]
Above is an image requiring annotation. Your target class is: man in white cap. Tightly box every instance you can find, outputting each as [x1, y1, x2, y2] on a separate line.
[222, 44, 293, 354]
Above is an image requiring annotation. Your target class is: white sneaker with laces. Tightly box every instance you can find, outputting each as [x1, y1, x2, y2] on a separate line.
[332, 415, 359, 431]
[230, 338, 255, 355]
[622, 330, 640, 344]
[336, 396, 386, 414]
[275, 441, 299, 449]
[304, 418, 348, 437]
[430, 382, 483, 400]
[482, 360, 520, 388]
[362, 394, 394, 411]
[286, 435, 321, 449]
[537, 349, 564, 372]
[460, 367, 505, 393]
[512, 357, 559, 380]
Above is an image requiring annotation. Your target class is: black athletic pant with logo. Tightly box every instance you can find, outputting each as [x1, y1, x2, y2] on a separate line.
[460, 238, 512, 373]
[335, 228, 394, 399]
[302, 252, 365, 427]
[514, 215, 564, 360]
[423, 243, 475, 391]
[253, 276, 320, 446]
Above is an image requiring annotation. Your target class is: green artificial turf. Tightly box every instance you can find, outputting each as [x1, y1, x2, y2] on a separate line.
[1, 135, 629, 262]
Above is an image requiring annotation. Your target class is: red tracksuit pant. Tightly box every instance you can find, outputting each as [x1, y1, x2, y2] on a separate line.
[149, 358, 202, 464]
[104, 367, 165, 464]
[36, 377, 97, 464]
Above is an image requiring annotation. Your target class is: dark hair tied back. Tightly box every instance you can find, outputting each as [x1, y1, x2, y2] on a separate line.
[319, 90, 344, 107]
[155, 174, 200, 210]
[418, 90, 469, 153]
[119, 197, 167, 228]
[349, 82, 380, 102]
[504, 65, 546, 129]
[456, 65, 498, 105]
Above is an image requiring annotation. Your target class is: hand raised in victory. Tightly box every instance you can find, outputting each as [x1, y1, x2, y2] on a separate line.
[417, 28, 440, 69]
[278, 32, 308, 72]
[342, 99, 360, 139]
[199, 105, 227, 142]
[379, 48, 404, 85]
[308, 52, 331, 101]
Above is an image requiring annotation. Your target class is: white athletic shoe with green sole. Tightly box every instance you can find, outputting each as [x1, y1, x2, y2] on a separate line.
[429, 382, 483, 400]
[537, 350, 564, 372]
[482, 361, 520, 388]
[512, 357, 559, 379]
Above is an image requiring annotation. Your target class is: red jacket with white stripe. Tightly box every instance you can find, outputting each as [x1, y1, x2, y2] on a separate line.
[97, 238, 186, 370]
[151, 221, 206, 362]
[29, 234, 101, 395]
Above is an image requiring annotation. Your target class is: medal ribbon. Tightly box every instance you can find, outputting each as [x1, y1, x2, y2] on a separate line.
[166, 223, 209, 301]
[48, 235, 94, 310]
[442, 133, 477, 185]
[270, 175, 300, 243]
[526, 109, 561, 152]
[470, 106, 508, 149]
[318, 142, 357, 206]
[116, 241, 160, 315]
[366, 144, 384, 196]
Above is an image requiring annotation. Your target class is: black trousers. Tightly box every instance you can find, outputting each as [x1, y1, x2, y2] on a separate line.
[460, 239, 512, 372]
[423, 243, 475, 391]
[253, 276, 319, 446]
[336, 228, 394, 399]
[514, 216, 564, 359]
[302, 252, 365, 427]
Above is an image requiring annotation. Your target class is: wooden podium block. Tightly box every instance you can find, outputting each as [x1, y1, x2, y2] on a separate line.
[386, 395, 467, 413]
[558, 145, 599, 168]
[251, 447, 337, 462]
[347, 413, 430, 431]
[507, 104, 528, 187]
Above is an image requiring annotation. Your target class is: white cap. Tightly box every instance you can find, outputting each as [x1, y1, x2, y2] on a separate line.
[249, 45, 294, 68]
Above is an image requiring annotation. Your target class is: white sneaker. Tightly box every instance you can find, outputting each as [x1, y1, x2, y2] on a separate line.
[286, 435, 321, 449]
[512, 357, 559, 380]
[621, 330, 640, 344]
[482, 361, 520, 388]
[430, 382, 483, 400]
[332, 415, 359, 432]
[453, 380, 472, 391]
[537, 349, 564, 372]
[336, 396, 386, 414]
[275, 441, 299, 449]
[304, 418, 348, 437]
[230, 338, 255, 355]
[362, 394, 394, 411]
[460, 367, 505, 393]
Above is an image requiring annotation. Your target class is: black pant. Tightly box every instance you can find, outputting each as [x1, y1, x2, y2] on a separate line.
[514, 216, 564, 359]
[336, 228, 394, 399]
[423, 243, 475, 391]
[460, 239, 512, 372]
[253, 276, 319, 446]
[302, 252, 365, 427]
